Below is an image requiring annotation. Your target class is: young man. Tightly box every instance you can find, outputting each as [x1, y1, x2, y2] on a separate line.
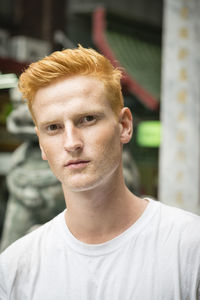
[0, 45, 200, 299]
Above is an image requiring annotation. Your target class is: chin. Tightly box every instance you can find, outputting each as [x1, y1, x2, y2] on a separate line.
[65, 175, 107, 193]
[67, 182, 99, 193]
[62, 164, 120, 192]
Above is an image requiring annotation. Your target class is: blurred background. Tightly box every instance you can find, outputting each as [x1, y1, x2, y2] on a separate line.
[0, 0, 199, 250]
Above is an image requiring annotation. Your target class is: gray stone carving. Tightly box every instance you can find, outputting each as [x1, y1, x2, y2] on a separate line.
[0, 88, 65, 252]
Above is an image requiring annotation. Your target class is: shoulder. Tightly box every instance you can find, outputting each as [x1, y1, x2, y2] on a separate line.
[159, 201, 200, 229]
[158, 202, 200, 251]
[0, 223, 47, 298]
[148, 199, 200, 228]
[0, 211, 65, 296]
[0, 211, 64, 274]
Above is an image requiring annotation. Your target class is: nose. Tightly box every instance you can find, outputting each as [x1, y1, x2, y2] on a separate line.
[63, 123, 83, 153]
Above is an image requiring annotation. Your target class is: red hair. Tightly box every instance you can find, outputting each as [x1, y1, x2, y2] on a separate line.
[18, 45, 124, 117]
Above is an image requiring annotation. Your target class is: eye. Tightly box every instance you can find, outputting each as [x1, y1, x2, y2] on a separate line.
[80, 115, 96, 124]
[84, 115, 95, 122]
[46, 124, 61, 131]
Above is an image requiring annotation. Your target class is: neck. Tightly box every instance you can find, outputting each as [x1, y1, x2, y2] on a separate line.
[62, 167, 148, 244]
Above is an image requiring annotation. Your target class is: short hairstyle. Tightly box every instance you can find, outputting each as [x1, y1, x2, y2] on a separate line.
[18, 45, 124, 118]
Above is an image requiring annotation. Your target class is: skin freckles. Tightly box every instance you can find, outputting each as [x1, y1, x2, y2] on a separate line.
[33, 75, 132, 193]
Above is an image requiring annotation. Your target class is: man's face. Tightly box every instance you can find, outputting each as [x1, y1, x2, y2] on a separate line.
[33, 75, 126, 192]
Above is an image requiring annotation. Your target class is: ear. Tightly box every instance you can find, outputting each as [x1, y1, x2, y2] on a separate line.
[119, 107, 133, 144]
[35, 126, 47, 161]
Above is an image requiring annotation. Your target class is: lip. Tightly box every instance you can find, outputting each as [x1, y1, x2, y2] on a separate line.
[64, 160, 90, 169]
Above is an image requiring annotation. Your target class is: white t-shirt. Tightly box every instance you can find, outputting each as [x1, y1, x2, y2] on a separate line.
[0, 199, 200, 300]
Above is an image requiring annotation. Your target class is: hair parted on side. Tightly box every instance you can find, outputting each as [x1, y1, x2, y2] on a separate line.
[18, 45, 124, 116]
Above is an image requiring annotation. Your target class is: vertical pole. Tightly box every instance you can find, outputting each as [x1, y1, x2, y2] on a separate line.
[159, 0, 200, 214]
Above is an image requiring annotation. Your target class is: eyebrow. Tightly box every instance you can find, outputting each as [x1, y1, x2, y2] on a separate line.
[74, 110, 105, 119]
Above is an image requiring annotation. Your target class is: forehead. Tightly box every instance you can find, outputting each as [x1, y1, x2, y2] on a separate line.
[32, 75, 112, 123]
[34, 75, 105, 100]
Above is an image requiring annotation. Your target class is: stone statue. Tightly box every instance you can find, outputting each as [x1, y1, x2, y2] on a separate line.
[0, 88, 65, 252]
